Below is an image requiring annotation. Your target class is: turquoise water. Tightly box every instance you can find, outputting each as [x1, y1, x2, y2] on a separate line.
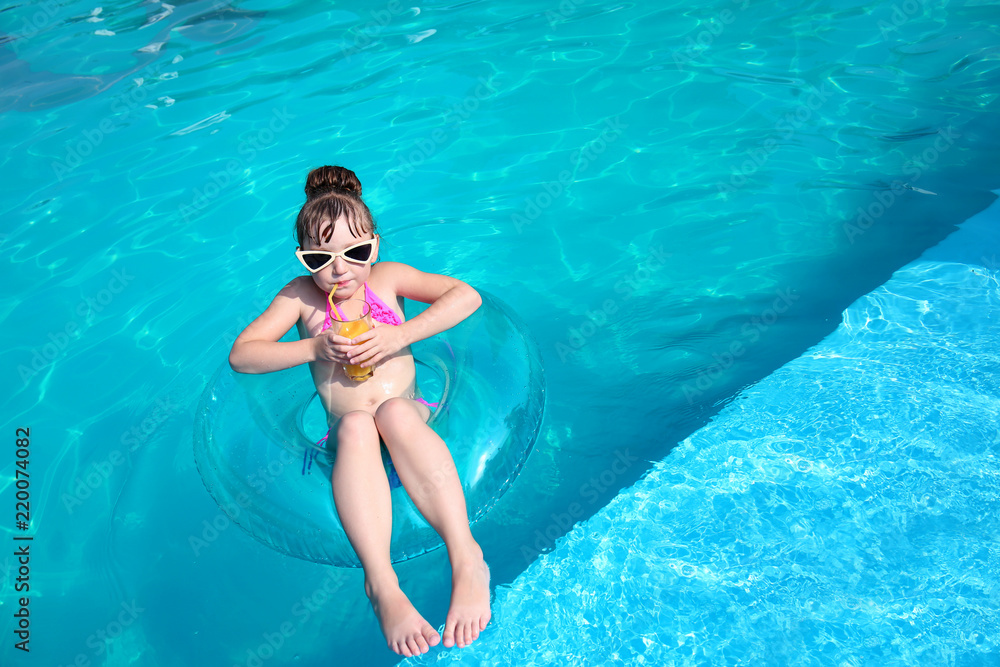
[413, 194, 1000, 665]
[2, 0, 999, 665]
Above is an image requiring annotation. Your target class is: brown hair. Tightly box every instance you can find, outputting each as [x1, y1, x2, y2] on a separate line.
[295, 166, 377, 246]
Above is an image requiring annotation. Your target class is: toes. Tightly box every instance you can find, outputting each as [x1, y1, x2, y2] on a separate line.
[425, 626, 441, 647]
[441, 616, 488, 648]
[405, 636, 421, 656]
[464, 620, 474, 647]
[479, 614, 490, 631]
[443, 618, 456, 648]
[415, 633, 430, 653]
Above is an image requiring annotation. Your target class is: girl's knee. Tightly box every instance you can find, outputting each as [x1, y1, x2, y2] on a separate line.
[373, 397, 414, 430]
[336, 410, 378, 449]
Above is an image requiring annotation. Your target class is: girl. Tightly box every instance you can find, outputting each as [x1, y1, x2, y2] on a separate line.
[229, 166, 491, 657]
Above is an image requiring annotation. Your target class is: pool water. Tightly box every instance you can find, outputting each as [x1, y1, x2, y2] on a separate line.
[412, 194, 1000, 665]
[2, 1, 999, 665]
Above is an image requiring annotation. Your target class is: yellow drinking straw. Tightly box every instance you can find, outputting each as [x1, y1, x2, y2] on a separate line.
[328, 290, 342, 322]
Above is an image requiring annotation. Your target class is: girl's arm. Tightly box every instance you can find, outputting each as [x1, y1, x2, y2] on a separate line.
[229, 279, 318, 374]
[348, 262, 481, 368]
[391, 262, 482, 344]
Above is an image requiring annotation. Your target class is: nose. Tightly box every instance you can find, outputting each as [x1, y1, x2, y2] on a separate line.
[331, 255, 349, 274]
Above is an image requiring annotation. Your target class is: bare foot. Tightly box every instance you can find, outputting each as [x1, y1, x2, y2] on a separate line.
[442, 548, 492, 649]
[366, 580, 441, 657]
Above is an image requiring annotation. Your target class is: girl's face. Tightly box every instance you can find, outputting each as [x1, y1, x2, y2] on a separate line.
[300, 216, 379, 297]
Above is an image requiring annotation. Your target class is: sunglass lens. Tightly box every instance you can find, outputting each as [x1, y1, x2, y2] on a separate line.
[344, 243, 372, 262]
[302, 253, 331, 270]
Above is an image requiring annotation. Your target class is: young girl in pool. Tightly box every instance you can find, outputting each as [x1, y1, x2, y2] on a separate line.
[228, 166, 491, 657]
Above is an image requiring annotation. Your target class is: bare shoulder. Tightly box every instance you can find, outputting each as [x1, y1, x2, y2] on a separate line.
[369, 261, 466, 303]
[369, 261, 409, 284]
[236, 276, 316, 343]
[279, 275, 316, 300]
[366, 262, 405, 312]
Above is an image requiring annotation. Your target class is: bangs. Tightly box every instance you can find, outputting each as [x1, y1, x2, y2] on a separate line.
[296, 193, 372, 246]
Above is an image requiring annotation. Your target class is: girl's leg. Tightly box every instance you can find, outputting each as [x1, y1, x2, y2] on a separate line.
[331, 410, 440, 657]
[374, 398, 492, 649]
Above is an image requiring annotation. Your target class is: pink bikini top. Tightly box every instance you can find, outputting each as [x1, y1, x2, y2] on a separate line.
[322, 282, 403, 331]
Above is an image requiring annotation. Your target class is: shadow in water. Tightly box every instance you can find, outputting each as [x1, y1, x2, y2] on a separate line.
[477, 170, 1000, 612]
[0, 0, 266, 113]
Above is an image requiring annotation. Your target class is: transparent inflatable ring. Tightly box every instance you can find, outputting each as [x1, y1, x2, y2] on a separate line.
[194, 291, 545, 567]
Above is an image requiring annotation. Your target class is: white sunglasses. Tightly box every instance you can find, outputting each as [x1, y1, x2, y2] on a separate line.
[295, 237, 377, 273]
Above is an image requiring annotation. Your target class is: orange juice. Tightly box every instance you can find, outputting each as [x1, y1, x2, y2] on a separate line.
[339, 317, 373, 381]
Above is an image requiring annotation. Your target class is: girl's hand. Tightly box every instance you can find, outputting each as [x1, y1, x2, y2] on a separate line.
[313, 330, 357, 365]
[343, 325, 410, 368]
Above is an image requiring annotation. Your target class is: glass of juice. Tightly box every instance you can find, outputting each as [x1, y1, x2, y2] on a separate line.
[334, 299, 373, 382]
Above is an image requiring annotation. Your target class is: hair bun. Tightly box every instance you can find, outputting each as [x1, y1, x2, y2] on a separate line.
[304, 166, 362, 199]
